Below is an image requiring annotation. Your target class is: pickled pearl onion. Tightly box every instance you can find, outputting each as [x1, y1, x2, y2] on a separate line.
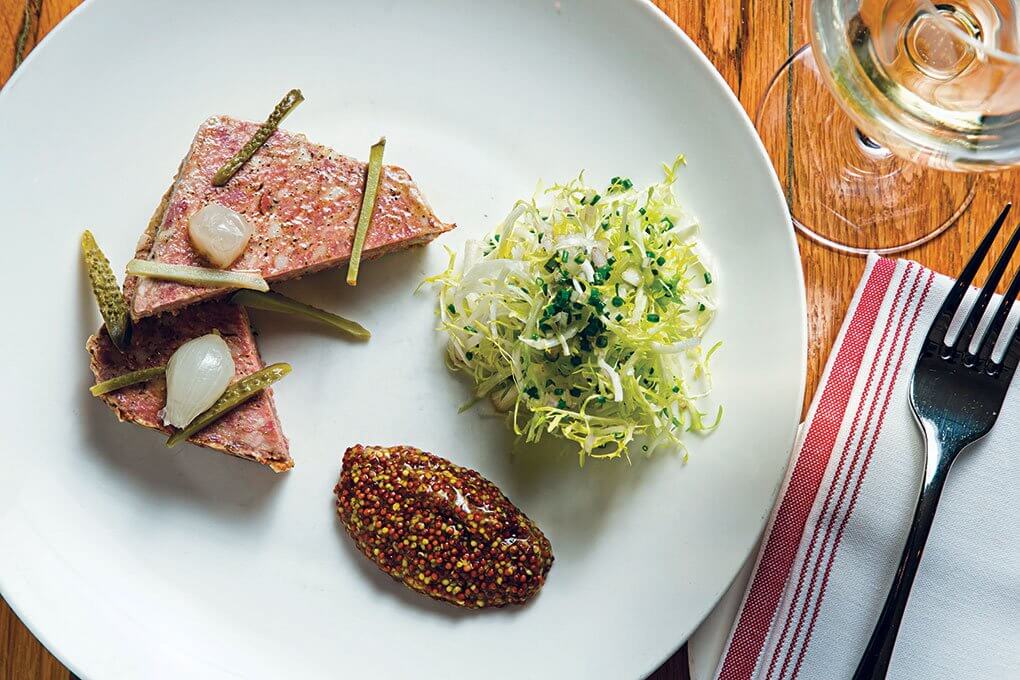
[188, 203, 253, 268]
[163, 333, 235, 429]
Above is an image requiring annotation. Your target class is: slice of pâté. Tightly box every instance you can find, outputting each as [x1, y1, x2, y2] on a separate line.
[86, 301, 292, 472]
[125, 115, 454, 319]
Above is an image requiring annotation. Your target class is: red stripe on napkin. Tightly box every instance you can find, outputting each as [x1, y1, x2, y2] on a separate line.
[786, 270, 934, 680]
[718, 259, 897, 680]
[765, 263, 919, 680]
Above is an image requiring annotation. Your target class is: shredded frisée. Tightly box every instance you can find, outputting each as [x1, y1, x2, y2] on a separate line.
[425, 156, 721, 462]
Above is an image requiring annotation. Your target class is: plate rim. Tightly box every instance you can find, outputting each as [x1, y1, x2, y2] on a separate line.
[0, 1, 808, 677]
[626, 2, 806, 676]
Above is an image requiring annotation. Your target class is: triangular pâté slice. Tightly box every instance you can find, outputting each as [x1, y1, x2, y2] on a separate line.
[125, 115, 454, 319]
[86, 301, 293, 472]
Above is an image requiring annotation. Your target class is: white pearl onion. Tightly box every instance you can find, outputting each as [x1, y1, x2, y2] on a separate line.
[163, 333, 235, 429]
[188, 203, 253, 268]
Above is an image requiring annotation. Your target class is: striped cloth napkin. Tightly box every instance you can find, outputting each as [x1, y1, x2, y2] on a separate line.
[713, 256, 1020, 680]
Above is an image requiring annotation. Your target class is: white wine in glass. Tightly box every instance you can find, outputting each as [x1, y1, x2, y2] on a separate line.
[757, 0, 1020, 253]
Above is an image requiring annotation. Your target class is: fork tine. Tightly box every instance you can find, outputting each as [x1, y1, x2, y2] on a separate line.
[924, 204, 1012, 351]
[960, 219, 1020, 360]
[979, 249, 1020, 370]
[1002, 311, 1020, 378]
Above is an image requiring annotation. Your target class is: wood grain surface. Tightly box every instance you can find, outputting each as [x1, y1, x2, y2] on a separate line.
[2, 1, 1015, 679]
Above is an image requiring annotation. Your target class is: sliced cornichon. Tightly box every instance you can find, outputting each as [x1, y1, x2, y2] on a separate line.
[90, 366, 166, 396]
[231, 290, 370, 340]
[81, 230, 132, 352]
[166, 363, 291, 447]
[346, 137, 386, 286]
[126, 259, 269, 291]
[212, 89, 304, 186]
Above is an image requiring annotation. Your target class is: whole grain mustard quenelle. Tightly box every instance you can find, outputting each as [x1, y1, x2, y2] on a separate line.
[335, 445, 554, 608]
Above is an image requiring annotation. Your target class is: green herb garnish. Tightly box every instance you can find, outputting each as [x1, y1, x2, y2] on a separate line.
[346, 137, 386, 286]
[90, 366, 166, 396]
[126, 259, 269, 292]
[212, 89, 304, 186]
[231, 290, 369, 340]
[81, 230, 132, 352]
[167, 363, 291, 447]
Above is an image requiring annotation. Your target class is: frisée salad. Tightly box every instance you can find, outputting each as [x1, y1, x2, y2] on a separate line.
[426, 156, 721, 462]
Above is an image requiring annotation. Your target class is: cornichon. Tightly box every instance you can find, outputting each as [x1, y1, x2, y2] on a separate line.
[346, 137, 386, 286]
[90, 366, 166, 396]
[166, 363, 292, 447]
[231, 290, 370, 340]
[81, 230, 132, 351]
[126, 259, 269, 291]
[212, 89, 304, 186]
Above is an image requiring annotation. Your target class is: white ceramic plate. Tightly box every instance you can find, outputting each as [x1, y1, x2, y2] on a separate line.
[0, 1, 805, 678]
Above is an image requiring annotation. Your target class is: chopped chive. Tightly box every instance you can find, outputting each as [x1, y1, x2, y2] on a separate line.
[465, 351, 474, 360]
[574, 253, 586, 264]
[570, 356, 582, 366]
[647, 313, 660, 323]
[544, 257, 559, 273]
[672, 385, 680, 393]
[556, 399, 568, 409]
[704, 272, 713, 284]
[213, 89, 304, 186]
[347, 137, 386, 285]
[656, 256, 666, 266]
[699, 303, 706, 311]
[596, 336, 608, 348]
[553, 388, 565, 396]
[590, 194, 601, 205]
[447, 304, 457, 314]
[569, 387, 583, 397]
[560, 250, 569, 263]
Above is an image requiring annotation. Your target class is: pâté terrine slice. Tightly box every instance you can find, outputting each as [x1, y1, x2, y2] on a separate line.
[87, 301, 293, 472]
[126, 116, 454, 319]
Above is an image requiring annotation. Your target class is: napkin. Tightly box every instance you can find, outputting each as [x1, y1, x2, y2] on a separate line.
[713, 256, 1020, 680]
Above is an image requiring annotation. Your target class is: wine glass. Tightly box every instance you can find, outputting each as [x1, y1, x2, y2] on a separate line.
[756, 0, 1020, 254]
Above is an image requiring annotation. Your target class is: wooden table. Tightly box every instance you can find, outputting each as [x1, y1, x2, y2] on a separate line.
[1, 1, 1012, 678]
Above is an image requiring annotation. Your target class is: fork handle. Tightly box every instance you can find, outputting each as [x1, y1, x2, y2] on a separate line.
[852, 455, 953, 680]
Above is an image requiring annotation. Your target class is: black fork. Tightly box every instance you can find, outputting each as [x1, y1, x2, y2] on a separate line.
[853, 204, 1020, 679]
